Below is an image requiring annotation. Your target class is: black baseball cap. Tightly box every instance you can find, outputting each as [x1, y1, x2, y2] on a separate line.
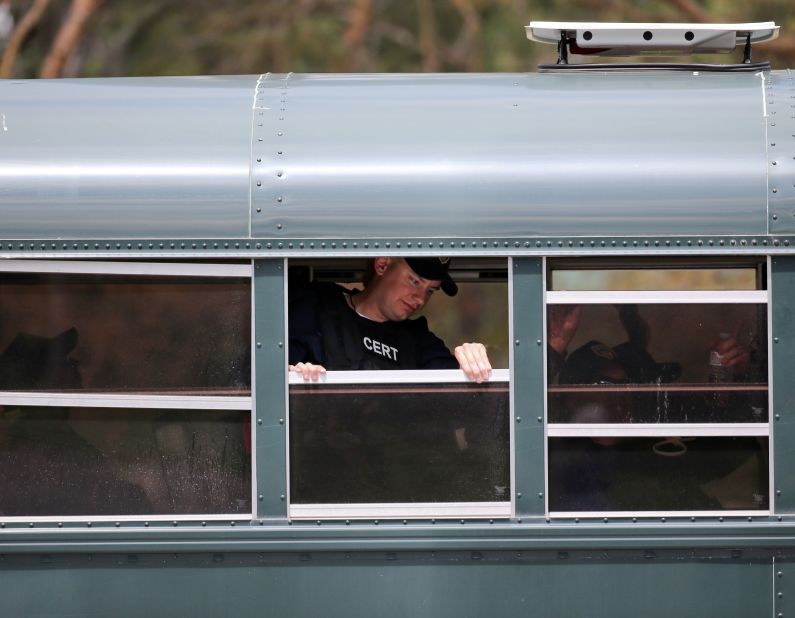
[404, 257, 458, 296]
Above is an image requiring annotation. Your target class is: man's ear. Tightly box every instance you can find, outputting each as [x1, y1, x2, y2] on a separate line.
[373, 257, 391, 276]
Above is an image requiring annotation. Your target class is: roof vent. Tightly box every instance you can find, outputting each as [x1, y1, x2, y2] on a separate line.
[526, 21, 779, 71]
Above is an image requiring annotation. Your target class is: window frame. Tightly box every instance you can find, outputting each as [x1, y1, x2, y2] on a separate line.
[0, 259, 254, 522]
[284, 257, 514, 521]
[543, 256, 772, 519]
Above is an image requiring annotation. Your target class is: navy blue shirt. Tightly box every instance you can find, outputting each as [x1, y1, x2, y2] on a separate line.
[289, 283, 457, 370]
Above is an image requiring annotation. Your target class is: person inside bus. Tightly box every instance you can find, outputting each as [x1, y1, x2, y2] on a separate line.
[547, 304, 751, 383]
[288, 257, 492, 382]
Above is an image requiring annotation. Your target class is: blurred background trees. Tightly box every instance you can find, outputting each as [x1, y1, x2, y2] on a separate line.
[1, 0, 794, 78]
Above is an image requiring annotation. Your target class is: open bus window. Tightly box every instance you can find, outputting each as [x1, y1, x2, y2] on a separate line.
[0, 262, 253, 519]
[287, 258, 510, 518]
[546, 259, 769, 515]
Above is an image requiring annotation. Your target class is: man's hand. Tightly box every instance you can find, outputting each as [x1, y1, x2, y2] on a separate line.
[288, 362, 327, 381]
[715, 322, 751, 376]
[454, 342, 492, 383]
[548, 305, 581, 355]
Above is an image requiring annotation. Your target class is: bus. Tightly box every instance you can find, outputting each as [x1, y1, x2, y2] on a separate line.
[0, 20, 790, 617]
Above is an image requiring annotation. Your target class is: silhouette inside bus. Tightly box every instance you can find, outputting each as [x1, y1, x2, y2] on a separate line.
[548, 339, 768, 512]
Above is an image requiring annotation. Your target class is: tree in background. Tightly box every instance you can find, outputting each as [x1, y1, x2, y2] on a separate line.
[0, 0, 793, 78]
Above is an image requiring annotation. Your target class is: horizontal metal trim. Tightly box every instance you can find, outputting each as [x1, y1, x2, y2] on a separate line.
[548, 510, 769, 518]
[0, 259, 252, 277]
[4, 247, 795, 260]
[0, 392, 252, 410]
[289, 368, 510, 385]
[0, 514, 251, 524]
[546, 290, 767, 304]
[548, 423, 769, 437]
[549, 384, 768, 393]
[4, 522, 795, 556]
[289, 502, 512, 520]
[0, 236, 792, 256]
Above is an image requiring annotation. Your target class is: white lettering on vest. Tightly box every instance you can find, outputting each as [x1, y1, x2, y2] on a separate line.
[363, 336, 399, 362]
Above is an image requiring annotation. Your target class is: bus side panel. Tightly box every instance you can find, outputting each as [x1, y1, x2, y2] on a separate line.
[773, 256, 795, 512]
[0, 554, 772, 617]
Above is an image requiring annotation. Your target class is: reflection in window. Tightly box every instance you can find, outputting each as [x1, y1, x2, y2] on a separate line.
[548, 303, 768, 423]
[548, 437, 768, 512]
[289, 380, 509, 504]
[545, 260, 770, 515]
[0, 274, 250, 394]
[0, 406, 250, 516]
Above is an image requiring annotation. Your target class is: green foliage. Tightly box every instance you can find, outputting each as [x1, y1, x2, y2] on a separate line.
[2, 0, 794, 77]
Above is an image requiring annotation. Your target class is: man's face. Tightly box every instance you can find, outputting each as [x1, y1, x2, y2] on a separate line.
[374, 259, 441, 321]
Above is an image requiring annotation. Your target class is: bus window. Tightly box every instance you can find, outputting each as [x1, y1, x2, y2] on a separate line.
[286, 258, 510, 519]
[0, 262, 252, 518]
[0, 268, 250, 394]
[289, 373, 509, 511]
[545, 259, 769, 516]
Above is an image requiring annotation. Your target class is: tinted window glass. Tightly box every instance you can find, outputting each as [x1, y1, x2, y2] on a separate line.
[0, 405, 251, 516]
[548, 303, 767, 423]
[0, 274, 250, 394]
[551, 268, 758, 291]
[290, 381, 509, 504]
[549, 437, 768, 512]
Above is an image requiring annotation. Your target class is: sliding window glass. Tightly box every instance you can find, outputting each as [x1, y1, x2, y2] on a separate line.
[546, 259, 768, 516]
[0, 261, 252, 518]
